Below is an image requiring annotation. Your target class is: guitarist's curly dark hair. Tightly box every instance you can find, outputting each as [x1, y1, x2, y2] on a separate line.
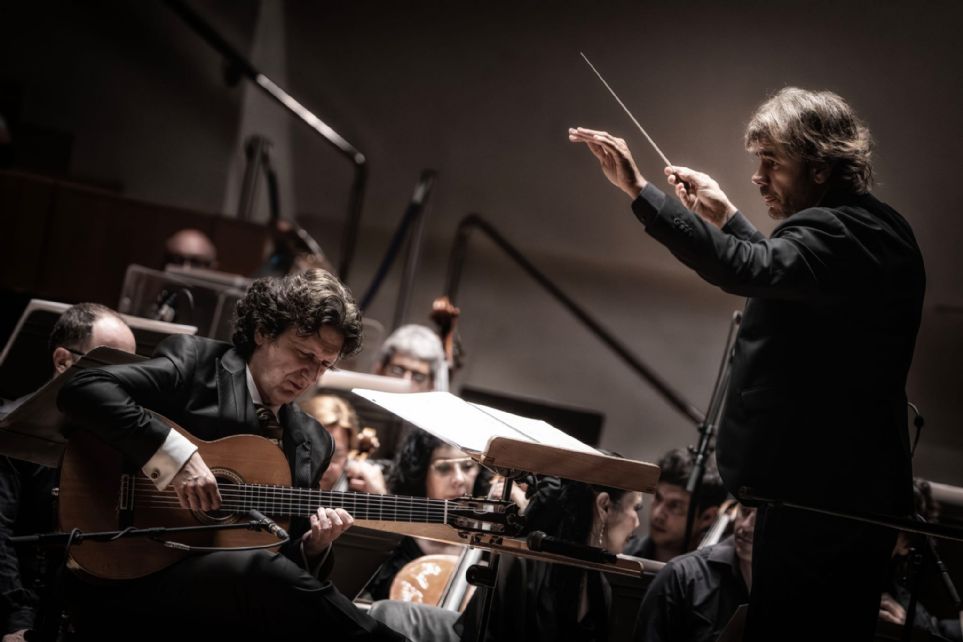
[232, 268, 363, 361]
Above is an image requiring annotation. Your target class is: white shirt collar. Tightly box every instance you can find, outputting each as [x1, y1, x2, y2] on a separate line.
[245, 366, 281, 415]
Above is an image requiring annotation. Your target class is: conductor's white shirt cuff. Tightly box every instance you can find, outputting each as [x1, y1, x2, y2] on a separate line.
[142, 430, 198, 489]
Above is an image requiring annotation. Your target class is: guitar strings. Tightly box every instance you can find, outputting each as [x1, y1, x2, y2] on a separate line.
[128, 479, 453, 520]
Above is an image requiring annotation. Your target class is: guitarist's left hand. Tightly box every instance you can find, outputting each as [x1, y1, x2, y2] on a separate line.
[303, 506, 354, 559]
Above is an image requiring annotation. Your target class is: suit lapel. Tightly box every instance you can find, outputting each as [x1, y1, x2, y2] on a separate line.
[216, 349, 256, 430]
[279, 404, 312, 486]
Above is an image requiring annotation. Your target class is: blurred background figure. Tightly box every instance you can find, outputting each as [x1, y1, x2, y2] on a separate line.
[373, 325, 448, 393]
[300, 393, 386, 495]
[624, 448, 727, 562]
[1, 303, 135, 642]
[162, 228, 218, 270]
[363, 429, 481, 602]
[879, 478, 962, 641]
[634, 502, 755, 642]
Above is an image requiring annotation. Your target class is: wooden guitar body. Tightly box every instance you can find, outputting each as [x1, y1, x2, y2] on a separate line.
[58, 425, 291, 580]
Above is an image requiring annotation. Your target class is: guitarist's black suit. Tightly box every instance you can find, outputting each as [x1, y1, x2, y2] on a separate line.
[59, 334, 406, 640]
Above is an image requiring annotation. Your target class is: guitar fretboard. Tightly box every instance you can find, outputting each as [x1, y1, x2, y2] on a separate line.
[132, 480, 450, 524]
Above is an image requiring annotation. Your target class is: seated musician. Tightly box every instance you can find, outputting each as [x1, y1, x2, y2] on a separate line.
[300, 392, 386, 494]
[880, 478, 962, 641]
[634, 501, 756, 642]
[162, 228, 218, 270]
[364, 429, 481, 601]
[56, 270, 406, 640]
[369, 476, 642, 642]
[1, 303, 136, 642]
[373, 324, 449, 393]
[624, 448, 726, 562]
[458, 477, 643, 642]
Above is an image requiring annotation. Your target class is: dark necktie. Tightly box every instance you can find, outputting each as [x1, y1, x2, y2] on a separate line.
[254, 403, 284, 447]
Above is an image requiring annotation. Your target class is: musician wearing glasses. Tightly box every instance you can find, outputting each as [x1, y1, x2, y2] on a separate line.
[1, 303, 135, 642]
[57, 270, 407, 640]
[571, 87, 925, 641]
[364, 429, 481, 602]
[373, 324, 449, 393]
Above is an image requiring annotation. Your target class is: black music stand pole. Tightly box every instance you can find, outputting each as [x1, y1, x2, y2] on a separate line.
[684, 311, 741, 549]
[469, 476, 516, 642]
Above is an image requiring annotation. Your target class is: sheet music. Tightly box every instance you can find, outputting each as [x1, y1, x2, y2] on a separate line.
[350, 389, 599, 455]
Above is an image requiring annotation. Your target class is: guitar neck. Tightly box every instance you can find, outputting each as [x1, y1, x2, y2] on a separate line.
[218, 483, 450, 524]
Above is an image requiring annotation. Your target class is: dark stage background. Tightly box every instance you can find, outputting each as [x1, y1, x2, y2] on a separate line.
[1, 0, 961, 517]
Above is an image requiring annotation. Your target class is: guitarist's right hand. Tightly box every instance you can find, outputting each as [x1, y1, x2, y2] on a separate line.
[172, 452, 222, 511]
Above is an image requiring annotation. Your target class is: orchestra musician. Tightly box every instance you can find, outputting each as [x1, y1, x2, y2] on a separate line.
[364, 429, 482, 602]
[634, 502, 756, 642]
[300, 393, 387, 494]
[56, 270, 407, 640]
[623, 448, 726, 562]
[369, 476, 643, 642]
[162, 228, 218, 270]
[0, 303, 136, 642]
[373, 324, 449, 394]
[571, 87, 925, 640]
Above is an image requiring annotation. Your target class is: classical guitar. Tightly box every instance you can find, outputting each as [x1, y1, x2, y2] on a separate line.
[58, 418, 522, 581]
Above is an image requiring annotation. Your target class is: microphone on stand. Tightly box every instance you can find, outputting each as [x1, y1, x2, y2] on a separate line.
[527, 530, 616, 564]
[248, 509, 289, 540]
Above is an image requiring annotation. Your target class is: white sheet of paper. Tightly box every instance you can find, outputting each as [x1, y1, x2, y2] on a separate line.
[351, 389, 599, 455]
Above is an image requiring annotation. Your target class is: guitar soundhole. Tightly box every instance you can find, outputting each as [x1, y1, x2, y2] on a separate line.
[193, 469, 244, 525]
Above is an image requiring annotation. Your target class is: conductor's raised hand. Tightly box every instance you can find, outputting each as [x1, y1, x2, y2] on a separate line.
[569, 127, 646, 198]
[302, 506, 354, 558]
[172, 451, 221, 511]
[665, 166, 737, 229]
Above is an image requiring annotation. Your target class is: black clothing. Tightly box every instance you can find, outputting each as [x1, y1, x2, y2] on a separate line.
[634, 536, 749, 642]
[623, 534, 655, 559]
[887, 556, 963, 641]
[57, 334, 404, 640]
[366, 536, 423, 601]
[632, 184, 925, 642]
[0, 456, 56, 635]
[633, 184, 923, 515]
[457, 555, 611, 642]
[58, 334, 333, 561]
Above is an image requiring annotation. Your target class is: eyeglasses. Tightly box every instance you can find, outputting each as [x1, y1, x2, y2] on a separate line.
[384, 363, 431, 385]
[429, 457, 478, 477]
[64, 347, 86, 358]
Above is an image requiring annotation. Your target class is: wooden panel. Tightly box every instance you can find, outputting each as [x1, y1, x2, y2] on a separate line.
[0, 171, 271, 306]
[0, 171, 54, 290]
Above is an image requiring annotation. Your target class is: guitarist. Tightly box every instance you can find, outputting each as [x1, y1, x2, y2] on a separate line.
[57, 269, 407, 640]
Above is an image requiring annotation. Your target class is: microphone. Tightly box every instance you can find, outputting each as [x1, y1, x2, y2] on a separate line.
[248, 509, 289, 540]
[527, 530, 616, 564]
[152, 288, 179, 322]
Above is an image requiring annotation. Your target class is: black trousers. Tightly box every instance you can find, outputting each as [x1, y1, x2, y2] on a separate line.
[745, 503, 895, 642]
[67, 550, 409, 641]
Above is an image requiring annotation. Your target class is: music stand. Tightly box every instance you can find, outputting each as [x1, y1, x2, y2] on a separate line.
[0, 299, 195, 402]
[118, 264, 246, 340]
[0, 347, 144, 466]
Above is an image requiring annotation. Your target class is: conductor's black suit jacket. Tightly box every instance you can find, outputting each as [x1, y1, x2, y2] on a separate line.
[58, 333, 335, 563]
[633, 184, 925, 517]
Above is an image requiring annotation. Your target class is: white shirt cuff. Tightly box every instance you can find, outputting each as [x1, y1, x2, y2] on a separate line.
[142, 430, 198, 489]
